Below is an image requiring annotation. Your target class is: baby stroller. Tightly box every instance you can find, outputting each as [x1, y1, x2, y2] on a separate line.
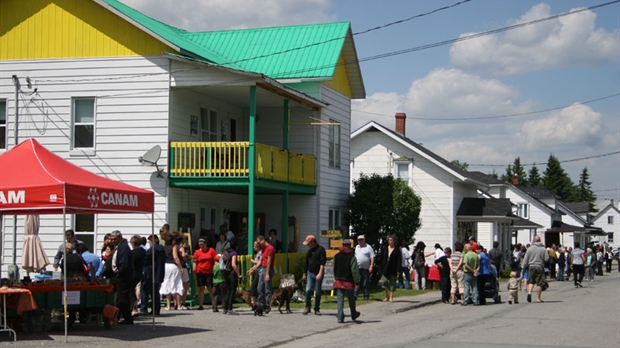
[483, 272, 501, 304]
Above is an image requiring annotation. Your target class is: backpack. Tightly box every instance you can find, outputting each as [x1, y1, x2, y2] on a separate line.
[413, 251, 425, 268]
[221, 249, 232, 271]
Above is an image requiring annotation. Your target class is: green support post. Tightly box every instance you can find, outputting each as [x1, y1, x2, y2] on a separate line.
[282, 99, 290, 255]
[247, 86, 257, 254]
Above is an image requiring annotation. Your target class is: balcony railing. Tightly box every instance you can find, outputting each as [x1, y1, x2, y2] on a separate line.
[169, 142, 315, 185]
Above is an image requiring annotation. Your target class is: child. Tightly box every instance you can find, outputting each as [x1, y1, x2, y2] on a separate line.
[507, 271, 519, 305]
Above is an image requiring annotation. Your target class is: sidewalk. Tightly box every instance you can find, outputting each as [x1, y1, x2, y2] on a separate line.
[1, 290, 445, 347]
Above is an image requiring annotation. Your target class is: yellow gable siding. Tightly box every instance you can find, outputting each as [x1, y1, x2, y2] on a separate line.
[0, 0, 173, 60]
[324, 54, 352, 98]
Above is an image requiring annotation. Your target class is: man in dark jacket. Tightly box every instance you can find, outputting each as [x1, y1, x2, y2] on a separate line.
[141, 235, 166, 316]
[110, 230, 135, 324]
[333, 239, 361, 323]
[302, 235, 326, 315]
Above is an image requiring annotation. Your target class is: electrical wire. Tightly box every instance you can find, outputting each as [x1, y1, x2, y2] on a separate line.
[352, 93, 620, 121]
[31, 0, 618, 86]
[468, 151, 620, 168]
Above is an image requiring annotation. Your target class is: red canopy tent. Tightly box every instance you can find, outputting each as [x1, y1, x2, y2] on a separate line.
[0, 138, 154, 214]
[0, 138, 156, 341]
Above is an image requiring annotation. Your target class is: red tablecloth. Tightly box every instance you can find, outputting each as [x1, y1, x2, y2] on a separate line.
[24, 284, 114, 293]
[0, 288, 38, 315]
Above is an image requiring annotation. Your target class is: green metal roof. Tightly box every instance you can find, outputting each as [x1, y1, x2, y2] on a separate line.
[182, 22, 350, 79]
[100, 0, 364, 97]
[101, 0, 243, 69]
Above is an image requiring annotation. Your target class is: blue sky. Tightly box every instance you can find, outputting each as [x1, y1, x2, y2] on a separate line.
[123, 0, 620, 205]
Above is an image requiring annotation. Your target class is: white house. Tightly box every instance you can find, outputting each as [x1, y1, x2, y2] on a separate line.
[591, 200, 619, 248]
[0, 0, 365, 276]
[350, 114, 516, 263]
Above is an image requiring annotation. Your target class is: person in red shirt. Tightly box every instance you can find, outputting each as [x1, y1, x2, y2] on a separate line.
[248, 235, 275, 313]
[193, 238, 219, 311]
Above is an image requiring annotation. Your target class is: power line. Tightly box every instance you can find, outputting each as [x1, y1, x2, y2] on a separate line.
[354, 0, 473, 35]
[356, 0, 620, 64]
[32, 0, 618, 86]
[352, 93, 620, 121]
[468, 151, 620, 168]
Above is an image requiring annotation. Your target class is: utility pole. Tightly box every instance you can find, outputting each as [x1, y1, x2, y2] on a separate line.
[8, 75, 20, 281]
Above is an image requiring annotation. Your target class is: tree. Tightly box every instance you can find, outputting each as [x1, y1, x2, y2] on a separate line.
[500, 165, 513, 184]
[575, 167, 598, 212]
[347, 174, 422, 284]
[488, 170, 499, 180]
[528, 164, 542, 187]
[543, 154, 576, 201]
[511, 157, 528, 186]
[450, 160, 469, 171]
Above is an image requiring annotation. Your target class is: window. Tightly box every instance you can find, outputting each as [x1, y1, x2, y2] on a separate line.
[200, 107, 218, 141]
[72, 98, 95, 149]
[328, 208, 341, 230]
[328, 120, 340, 168]
[0, 100, 6, 149]
[394, 159, 411, 182]
[608, 233, 614, 243]
[74, 214, 95, 253]
[608, 215, 614, 225]
[517, 203, 529, 219]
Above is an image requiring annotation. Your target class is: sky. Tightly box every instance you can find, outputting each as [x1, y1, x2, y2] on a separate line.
[121, 0, 620, 205]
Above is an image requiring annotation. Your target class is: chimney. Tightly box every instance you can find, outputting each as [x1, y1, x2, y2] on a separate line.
[512, 173, 519, 185]
[395, 112, 406, 136]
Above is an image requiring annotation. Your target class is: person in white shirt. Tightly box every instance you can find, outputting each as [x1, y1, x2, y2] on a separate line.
[354, 235, 375, 300]
[398, 239, 411, 289]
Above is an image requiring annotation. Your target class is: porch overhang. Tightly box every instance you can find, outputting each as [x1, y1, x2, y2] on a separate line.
[456, 197, 514, 223]
[169, 177, 316, 195]
[545, 220, 586, 233]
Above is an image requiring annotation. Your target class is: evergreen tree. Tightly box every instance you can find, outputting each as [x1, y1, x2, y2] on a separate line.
[488, 169, 499, 180]
[575, 167, 598, 212]
[500, 165, 513, 184]
[528, 164, 542, 187]
[543, 154, 576, 201]
[512, 157, 528, 186]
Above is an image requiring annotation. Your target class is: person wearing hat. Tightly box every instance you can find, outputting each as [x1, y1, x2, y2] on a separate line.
[302, 235, 326, 315]
[333, 239, 361, 323]
[354, 235, 375, 300]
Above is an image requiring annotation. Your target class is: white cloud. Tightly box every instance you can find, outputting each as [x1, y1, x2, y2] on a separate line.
[516, 103, 603, 149]
[449, 3, 620, 76]
[119, 0, 335, 31]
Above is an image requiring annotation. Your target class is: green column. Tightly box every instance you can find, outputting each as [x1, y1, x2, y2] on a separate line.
[247, 86, 256, 254]
[282, 99, 290, 254]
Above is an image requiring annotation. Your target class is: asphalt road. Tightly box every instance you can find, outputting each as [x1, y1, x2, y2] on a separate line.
[2, 270, 618, 347]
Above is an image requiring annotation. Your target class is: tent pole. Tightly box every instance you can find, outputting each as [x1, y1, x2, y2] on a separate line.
[63, 209, 67, 343]
[151, 213, 155, 329]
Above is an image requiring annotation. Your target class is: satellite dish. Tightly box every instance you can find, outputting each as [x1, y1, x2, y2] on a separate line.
[138, 145, 163, 177]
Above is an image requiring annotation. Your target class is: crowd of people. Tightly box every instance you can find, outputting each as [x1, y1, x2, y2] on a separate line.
[53, 226, 617, 325]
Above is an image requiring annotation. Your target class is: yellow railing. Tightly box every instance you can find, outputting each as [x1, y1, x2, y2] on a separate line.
[170, 142, 249, 177]
[170, 142, 315, 185]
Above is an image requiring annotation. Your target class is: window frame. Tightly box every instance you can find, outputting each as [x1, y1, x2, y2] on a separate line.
[71, 97, 96, 151]
[328, 120, 341, 168]
[0, 99, 6, 150]
[393, 159, 412, 183]
[73, 214, 95, 253]
[200, 107, 218, 142]
[608, 215, 614, 225]
[517, 203, 529, 219]
[328, 207, 342, 230]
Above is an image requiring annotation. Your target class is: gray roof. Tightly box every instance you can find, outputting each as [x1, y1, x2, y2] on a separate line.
[518, 186, 558, 198]
[562, 202, 591, 214]
[456, 198, 512, 217]
[467, 171, 505, 185]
